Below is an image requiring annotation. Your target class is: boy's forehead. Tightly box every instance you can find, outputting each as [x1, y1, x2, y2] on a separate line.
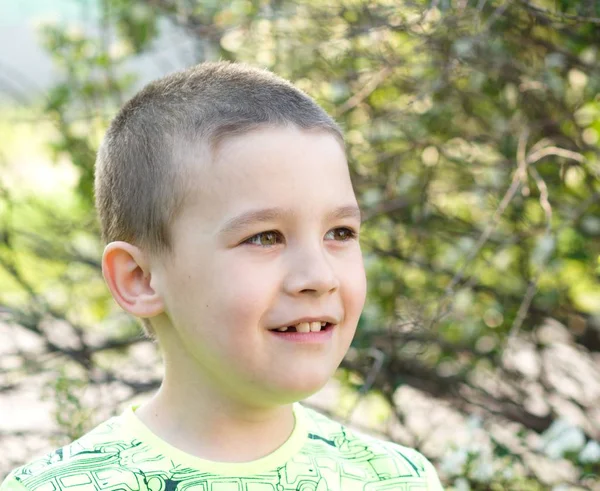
[175, 127, 355, 222]
[180, 126, 348, 184]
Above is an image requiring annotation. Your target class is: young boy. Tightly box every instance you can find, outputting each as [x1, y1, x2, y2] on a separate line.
[1, 62, 443, 490]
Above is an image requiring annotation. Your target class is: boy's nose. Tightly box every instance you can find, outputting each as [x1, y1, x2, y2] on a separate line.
[283, 245, 340, 296]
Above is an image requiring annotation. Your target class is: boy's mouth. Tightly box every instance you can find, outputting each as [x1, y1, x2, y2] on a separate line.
[270, 321, 334, 333]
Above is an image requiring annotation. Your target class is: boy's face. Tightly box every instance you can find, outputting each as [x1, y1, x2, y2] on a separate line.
[151, 126, 366, 405]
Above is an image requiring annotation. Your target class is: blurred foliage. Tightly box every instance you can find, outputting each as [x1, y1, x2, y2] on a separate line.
[1, 0, 600, 489]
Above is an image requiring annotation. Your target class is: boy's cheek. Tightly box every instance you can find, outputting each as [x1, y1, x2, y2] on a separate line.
[351, 277, 368, 316]
[216, 264, 276, 320]
[345, 255, 367, 298]
[344, 265, 368, 325]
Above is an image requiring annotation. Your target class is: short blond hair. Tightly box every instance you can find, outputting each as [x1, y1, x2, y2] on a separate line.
[94, 62, 343, 333]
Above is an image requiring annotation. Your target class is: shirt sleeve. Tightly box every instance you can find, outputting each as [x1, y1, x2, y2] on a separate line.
[0, 476, 29, 491]
[424, 458, 445, 490]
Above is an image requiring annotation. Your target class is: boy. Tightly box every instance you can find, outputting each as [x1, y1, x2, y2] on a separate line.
[1, 62, 443, 490]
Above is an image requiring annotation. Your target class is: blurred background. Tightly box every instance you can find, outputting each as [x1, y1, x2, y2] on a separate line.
[0, 1, 599, 489]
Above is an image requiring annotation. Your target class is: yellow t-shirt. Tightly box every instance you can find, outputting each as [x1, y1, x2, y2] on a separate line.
[1, 404, 443, 490]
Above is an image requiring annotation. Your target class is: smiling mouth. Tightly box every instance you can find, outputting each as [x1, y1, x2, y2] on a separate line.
[272, 322, 334, 333]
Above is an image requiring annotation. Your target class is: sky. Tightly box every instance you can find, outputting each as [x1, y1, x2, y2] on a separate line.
[0, 0, 199, 104]
[0, 0, 93, 101]
[0, 0, 197, 196]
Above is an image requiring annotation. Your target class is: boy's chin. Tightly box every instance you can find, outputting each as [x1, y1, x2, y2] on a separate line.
[264, 371, 333, 405]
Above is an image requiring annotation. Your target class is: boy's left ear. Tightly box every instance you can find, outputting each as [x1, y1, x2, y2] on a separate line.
[102, 241, 165, 318]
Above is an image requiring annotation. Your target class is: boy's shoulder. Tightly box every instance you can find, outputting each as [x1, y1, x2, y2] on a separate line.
[301, 405, 442, 485]
[1, 413, 132, 491]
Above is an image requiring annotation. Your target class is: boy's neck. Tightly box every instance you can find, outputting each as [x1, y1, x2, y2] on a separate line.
[134, 380, 296, 463]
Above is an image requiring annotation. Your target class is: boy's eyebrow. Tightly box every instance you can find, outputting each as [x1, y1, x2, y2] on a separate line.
[219, 204, 362, 235]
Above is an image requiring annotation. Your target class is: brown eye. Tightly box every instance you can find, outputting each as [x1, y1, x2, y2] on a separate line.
[326, 227, 357, 241]
[245, 231, 283, 246]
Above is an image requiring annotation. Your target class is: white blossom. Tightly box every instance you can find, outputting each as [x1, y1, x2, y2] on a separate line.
[440, 448, 469, 476]
[470, 452, 494, 482]
[540, 419, 586, 459]
[579, 440, 600, 464]
[453, 477, 471, 491]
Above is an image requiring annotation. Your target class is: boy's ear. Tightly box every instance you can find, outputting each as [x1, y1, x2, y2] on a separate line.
[102, 242, 165, 318]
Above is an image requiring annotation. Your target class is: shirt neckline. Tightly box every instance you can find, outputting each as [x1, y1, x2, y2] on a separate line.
[121, 403, 308, 476]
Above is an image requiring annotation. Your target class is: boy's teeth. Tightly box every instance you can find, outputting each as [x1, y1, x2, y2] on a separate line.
[274, 321, 329, 333]
[296, 322, 310, 333]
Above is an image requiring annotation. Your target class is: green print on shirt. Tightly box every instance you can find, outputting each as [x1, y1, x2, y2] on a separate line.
[7, 407, 434, 491]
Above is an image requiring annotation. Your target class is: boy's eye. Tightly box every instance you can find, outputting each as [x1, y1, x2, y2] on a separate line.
[244, 231, 283, 246]
[243, 227, 357, 247]
[325, 227, 358, 241]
